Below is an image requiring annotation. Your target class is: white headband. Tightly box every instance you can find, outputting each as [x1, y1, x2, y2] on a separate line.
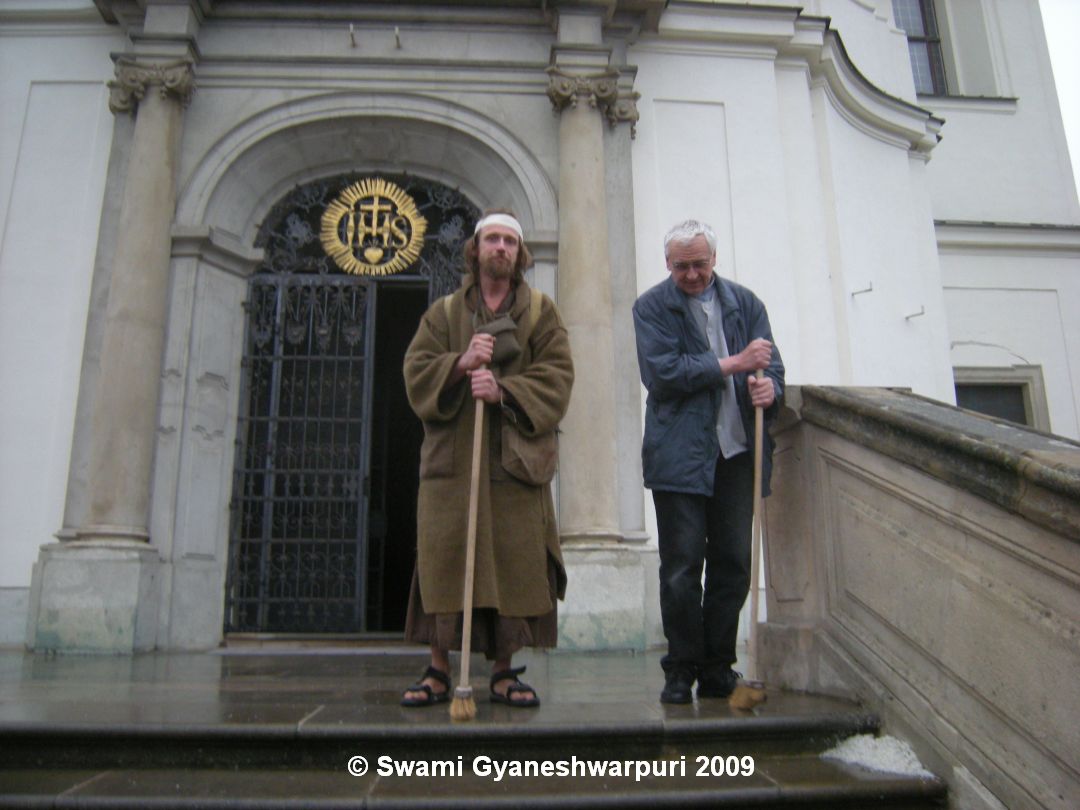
[474, 214, 524, 242]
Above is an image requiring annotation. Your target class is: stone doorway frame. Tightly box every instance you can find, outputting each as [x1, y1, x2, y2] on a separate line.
[145, 96, 558, 649]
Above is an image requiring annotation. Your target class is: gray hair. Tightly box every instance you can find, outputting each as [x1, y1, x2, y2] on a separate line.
[663, 220, 717, 258]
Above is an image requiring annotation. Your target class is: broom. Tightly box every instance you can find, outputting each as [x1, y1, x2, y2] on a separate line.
[729, 369, 768, 711]
[450, 368, 486, 722]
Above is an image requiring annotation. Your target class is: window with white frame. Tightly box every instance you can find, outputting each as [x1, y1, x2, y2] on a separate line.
[893, 0, 949, 95]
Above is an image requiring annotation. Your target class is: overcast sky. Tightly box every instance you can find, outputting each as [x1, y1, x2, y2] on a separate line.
[1039, 0, 1080, 202]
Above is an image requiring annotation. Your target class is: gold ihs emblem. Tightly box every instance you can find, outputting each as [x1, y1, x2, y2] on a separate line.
[320, 178, 428, 276]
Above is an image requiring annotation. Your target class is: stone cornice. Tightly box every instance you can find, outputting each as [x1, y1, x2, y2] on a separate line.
[108, 57, 196, 114]
[95, 0, 661, 29]
[171, 225, 264, 278]
[178, 2, 549, 27]
[95, 0, 214, 30]
[0, 7, 104, 26]
[935, 220, 1080, 254]
[791, 385, 1080, 541]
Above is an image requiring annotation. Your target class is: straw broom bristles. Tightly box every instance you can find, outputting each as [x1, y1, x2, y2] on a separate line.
[450, 686, 476, 722]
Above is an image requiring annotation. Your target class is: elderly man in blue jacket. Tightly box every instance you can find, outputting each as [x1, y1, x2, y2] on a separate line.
[633, 219, 785, 704]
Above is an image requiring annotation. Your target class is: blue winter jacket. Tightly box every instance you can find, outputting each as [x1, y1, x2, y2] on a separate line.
[633, 274, 785, 497]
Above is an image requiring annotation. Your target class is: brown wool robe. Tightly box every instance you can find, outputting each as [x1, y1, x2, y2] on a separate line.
[402, 276, 574, 656]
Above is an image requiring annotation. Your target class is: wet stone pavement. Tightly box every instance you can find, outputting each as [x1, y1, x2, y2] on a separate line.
[0, 645, 947, 808]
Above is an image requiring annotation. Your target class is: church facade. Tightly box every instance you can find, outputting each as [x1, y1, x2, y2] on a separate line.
[1, 0, 1077, 651]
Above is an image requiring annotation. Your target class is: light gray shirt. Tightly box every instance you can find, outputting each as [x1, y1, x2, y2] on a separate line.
[691, 282, 748, 459]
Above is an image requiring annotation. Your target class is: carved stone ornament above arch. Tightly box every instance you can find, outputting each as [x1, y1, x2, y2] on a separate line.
[174, 93, 558, 251]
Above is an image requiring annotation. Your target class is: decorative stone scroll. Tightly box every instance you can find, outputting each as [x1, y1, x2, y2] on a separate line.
[108, 58, 195, 114]
[604, 93, 641, 138]
[546, 67, 640, 138]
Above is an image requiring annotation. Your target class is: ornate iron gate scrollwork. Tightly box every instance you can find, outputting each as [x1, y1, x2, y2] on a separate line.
[225, 174, 478, 634]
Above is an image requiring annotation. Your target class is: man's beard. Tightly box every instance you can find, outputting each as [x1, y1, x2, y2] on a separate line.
[480, 255, 514, 280]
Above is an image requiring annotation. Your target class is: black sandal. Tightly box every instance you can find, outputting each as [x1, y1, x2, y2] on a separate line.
[489, 665, 540, 708]
[400, 666, 451, 707]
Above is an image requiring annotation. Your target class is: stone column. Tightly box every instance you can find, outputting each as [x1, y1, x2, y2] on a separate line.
[549, 65, 623, 545]
[80, 59, 193, 541]
[26, 58, 194, 653]
[548, 50, 655, 649]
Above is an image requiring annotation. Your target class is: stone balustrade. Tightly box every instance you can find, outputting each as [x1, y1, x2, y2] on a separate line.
[760, 385, 1079, 810]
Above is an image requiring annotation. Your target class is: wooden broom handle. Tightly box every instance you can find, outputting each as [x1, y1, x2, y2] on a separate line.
[457, 367, 486, 691]
[749, 369, 765, 679]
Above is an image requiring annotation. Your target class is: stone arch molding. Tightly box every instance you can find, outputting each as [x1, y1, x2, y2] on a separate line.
[176, 92, 559, 248]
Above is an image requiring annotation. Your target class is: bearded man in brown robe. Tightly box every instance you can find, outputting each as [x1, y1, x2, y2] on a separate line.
[400, 211, 574, 707]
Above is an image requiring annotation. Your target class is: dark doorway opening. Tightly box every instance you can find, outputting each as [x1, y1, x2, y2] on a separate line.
[366, 284, 428, 632]
[224, 172, 476, 637]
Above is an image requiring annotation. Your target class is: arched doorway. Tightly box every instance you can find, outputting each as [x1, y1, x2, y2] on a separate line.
[223, 173, 478, 635]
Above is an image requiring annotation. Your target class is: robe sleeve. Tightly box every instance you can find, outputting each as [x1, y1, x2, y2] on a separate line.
[498, 297, 574, 438]
[403, 298, 468, 423]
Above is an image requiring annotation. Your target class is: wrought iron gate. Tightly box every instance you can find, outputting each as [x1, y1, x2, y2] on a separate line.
[227, 277, 373, 632]
[224, 173, 478, 634]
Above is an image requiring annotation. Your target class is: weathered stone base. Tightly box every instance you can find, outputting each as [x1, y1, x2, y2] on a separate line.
[156, 557, 228, 651]
[759, 622, 858, 702]
[0, 588, 29, 647]
[557, 542, 662, 651]
[27, 541, 161, 653]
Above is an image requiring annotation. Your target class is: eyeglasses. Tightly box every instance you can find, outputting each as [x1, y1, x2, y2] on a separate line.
[670, 259, 712, 273]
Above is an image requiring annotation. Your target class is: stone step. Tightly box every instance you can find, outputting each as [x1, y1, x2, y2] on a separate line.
[0, 650, 947, 808]
[0, 761, 946, 809]
[1, 698, 945, 808]
[1, 693, 879, 770]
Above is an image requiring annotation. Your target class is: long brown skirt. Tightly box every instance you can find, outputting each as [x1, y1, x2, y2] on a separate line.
[403, 557, 559, 661]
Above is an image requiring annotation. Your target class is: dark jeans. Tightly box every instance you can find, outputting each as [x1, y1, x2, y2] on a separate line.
[653, 452, 754, 678]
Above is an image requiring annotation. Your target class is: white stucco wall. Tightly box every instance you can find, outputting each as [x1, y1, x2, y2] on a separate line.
[922, 1, 1080, 224]
[921, 0, 1080, 441]
[939, 225, 1080, 439]
[927, 97, 1080, 225]
[813, 96, 954, 394]
[0, 15, 125, 608]
[629, 14, 953, 398]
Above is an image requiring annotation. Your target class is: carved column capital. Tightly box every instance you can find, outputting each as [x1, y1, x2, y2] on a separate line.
[109, 58, 195, 114]
[547, 67, 619, 112]
[546, 67, 640, 138]
[604, 92, 640, 138]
